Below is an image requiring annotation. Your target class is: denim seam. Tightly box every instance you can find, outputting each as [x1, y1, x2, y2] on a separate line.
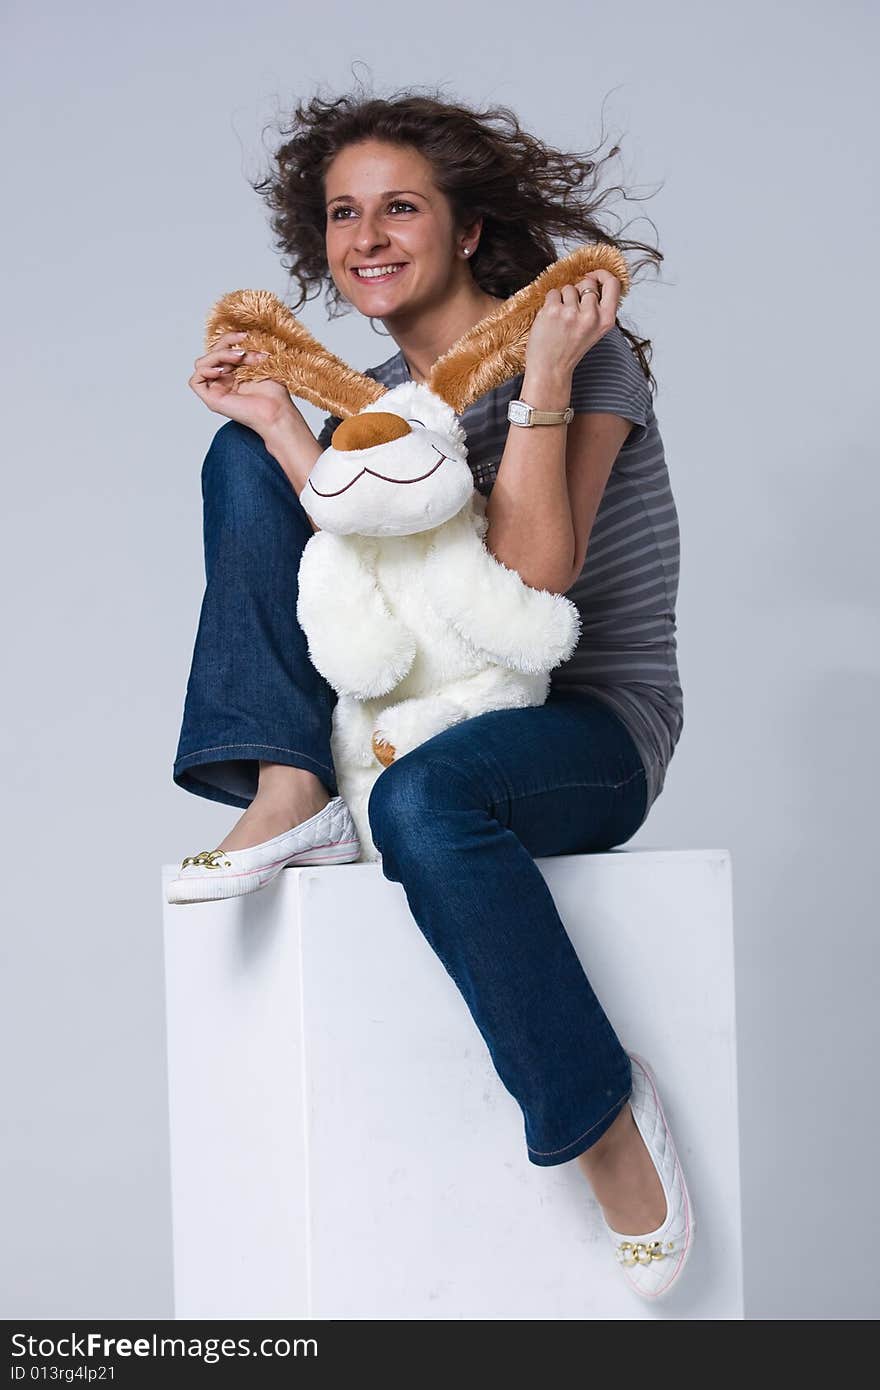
[428, 757, 645, 799]
[527, 1087, 631, 1156]
[498, 766, 647, 802]
[176, 743, 334, 774]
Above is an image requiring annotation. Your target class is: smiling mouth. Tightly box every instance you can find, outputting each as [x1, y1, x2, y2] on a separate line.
[351, 262, 408, 281]
[307, 446, 447, 498]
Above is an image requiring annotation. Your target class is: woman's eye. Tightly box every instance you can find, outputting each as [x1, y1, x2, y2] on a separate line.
[330, 201, 415, 220]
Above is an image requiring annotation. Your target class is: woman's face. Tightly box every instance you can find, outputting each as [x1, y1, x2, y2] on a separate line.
[324, 139, 472, 319]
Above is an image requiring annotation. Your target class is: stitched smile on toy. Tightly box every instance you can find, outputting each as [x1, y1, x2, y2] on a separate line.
[307, 444, 448, 498]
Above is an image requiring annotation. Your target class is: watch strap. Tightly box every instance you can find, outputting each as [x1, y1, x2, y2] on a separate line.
[507, 398, 574, 426]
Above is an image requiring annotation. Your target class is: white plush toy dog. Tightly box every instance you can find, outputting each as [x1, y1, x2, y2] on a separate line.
[205, 243, 631, 860]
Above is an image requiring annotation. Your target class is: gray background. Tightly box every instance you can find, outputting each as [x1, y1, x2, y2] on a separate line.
[3, 0, 877, 1320]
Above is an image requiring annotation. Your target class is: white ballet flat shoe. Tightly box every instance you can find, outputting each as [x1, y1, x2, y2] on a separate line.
[602, 1051, 695, 1300]
[166, 795, 361, 905]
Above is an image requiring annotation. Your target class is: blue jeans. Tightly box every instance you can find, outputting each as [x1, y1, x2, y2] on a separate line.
[174, 421, 649, 1165]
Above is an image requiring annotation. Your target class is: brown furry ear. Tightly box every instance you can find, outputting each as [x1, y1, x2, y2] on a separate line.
[205, 289, 386, 419]
[427, 243, 632, 414]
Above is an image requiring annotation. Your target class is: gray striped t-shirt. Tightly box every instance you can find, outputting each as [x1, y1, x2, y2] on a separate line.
[316, 324, 683, 817]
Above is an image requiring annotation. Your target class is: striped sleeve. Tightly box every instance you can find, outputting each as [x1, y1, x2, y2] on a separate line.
[569, 325, 652, 428]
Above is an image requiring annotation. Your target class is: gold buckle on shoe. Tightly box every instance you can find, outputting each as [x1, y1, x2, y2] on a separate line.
[180, 849, 233, 870]
[616, 1240, 676, 1266]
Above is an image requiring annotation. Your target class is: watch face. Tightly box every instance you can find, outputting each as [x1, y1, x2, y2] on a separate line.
[508, 400, 530, 424]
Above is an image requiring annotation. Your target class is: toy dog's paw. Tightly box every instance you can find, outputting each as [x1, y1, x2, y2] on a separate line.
[373, 702, 423, 764]
[371, 731, 396, 767]
[373, 695, 463, 765]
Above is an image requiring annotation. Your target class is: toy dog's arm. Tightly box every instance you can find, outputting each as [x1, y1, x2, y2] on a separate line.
[296, 532, 416, 698]
[422, 508, 581, 672]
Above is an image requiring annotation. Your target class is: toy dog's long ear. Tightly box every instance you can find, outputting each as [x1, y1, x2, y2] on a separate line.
[427, 243, 632, 414]
[205, 289, 386, 419]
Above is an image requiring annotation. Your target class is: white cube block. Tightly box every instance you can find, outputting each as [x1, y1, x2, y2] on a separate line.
[161, 848, 742, 1320]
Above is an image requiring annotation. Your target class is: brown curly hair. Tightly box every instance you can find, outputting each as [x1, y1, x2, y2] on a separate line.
[250, 76, 665, 396]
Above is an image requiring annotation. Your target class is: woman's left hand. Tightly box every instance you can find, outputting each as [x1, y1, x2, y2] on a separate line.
[524, 270, 621, 382]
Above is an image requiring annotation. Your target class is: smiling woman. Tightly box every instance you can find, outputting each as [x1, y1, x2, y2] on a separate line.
[320, 137, 507, 380]
[173, 81, 693, 1301]
[250, 83, 662, 387]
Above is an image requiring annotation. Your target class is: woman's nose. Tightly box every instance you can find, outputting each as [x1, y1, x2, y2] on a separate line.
[331, 413, 413, 452]
[354, 211, 387, 250]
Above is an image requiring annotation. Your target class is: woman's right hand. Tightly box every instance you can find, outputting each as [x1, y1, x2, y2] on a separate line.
[189, 330, 303, 438]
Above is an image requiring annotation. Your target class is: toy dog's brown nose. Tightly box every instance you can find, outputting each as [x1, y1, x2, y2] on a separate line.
[331, 412, 412, 452]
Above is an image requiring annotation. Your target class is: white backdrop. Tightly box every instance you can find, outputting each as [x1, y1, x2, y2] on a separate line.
[2, 0, 877, 1320]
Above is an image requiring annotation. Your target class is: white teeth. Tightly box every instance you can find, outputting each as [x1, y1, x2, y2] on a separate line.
[354, 264, 404, 278]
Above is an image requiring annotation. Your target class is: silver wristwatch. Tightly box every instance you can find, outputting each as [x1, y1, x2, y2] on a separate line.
[507, 398, 574, 427]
